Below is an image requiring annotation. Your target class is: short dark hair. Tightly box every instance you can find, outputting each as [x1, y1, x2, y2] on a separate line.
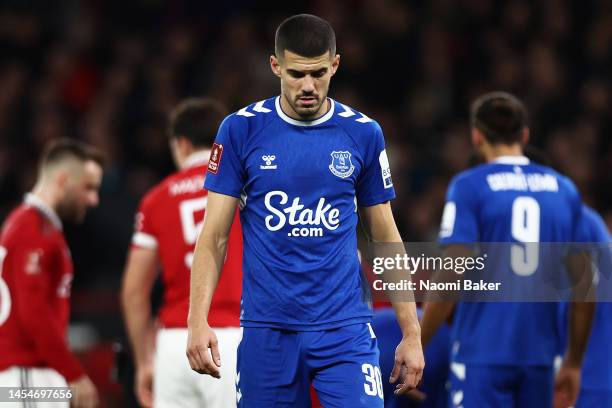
[168, 98, 228, 147]
[275, 14, 336, 59]
[470, 91, 528, 144]
[41, 138, 105, 169]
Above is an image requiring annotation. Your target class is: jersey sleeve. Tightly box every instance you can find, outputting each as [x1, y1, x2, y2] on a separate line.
[356, 122, 396, 206]
[131, 193, 159, 250]
[204, 115, 246, 198]
[439, 175, 480, 244]
[10, 239, 85, 382]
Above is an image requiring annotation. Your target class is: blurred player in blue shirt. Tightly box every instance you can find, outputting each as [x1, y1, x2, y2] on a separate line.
[420, 92, 594, 408]
[185, 14, 424, 407]
[558, 206, 612, 407]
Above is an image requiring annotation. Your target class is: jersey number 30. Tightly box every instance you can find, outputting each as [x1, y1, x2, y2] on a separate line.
[362, 363, 384, 399]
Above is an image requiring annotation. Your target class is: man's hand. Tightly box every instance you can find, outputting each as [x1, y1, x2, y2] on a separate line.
[69, 375, 99, 408]
[554, 362, 581, 408]
[134, 362, 154, 408]
[389, 334, 425, 395]
[186, 322, 221, 378]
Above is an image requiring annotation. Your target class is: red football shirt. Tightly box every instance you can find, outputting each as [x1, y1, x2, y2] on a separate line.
[0, 194, 85, 382]
[132, 154, 242, 328]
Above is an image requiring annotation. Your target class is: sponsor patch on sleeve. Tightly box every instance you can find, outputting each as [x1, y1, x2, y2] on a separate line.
[379, 149, 393, 189]
[207, 143, 223, 175]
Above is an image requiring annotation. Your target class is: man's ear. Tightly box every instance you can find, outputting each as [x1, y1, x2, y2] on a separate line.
[330, 54, 340, 76]
[55, 169, 70, 192]
[471, 127, 484, 146]
[521, 127, 530, 145]
[270, 54, 282, 77]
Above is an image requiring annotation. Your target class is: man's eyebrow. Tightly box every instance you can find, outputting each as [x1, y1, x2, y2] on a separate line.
[287, 67, 328, 74]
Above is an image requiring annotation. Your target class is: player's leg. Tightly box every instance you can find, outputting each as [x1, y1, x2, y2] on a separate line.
[575, 389, 612, 408]
[516, 365, 553, 408]
[309, 323, 384, 408]
[197, 326, 241, 408]
[153, 328, 200, 407]
[449, 363, 516, 407]
[236, 327, 310, 408]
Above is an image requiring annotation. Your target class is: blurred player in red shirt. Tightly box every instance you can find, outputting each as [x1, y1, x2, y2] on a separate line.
[121, 98, 242, 408]
[0, 138, 104, 408]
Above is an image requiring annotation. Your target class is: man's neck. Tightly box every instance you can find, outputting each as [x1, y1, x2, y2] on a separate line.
[280, 94, 329, 121]
[31, 184, 58, 210]
[484, 144, 524, 163]
[27, 186, 63, 229]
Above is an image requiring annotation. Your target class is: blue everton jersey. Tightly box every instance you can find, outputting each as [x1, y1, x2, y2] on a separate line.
[439, 156, 583, 365]
[205, 96, 395, 330]
[558, 206, 612, 391]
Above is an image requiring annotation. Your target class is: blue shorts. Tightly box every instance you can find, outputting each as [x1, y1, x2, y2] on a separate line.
[449, 363, 553, 408]
[576, 389, 612, 408]
[372, 308, 450, 408]
[236, 323, 384, 407]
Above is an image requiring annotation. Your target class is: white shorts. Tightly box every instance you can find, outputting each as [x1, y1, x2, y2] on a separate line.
[154, 327, 242, 408]
[0, 366, 69, 407]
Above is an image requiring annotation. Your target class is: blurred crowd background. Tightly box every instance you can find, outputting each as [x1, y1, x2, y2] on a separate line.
[1, 0, 611, 404]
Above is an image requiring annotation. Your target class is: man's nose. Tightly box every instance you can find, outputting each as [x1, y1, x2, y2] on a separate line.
[301, 75, 315, 93]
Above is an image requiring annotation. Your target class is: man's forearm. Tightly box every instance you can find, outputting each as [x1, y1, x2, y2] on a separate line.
[391, 300, 421, 338]
[420, 301, 455, 347]
[565, 302, 595, 366]
[122, 295, 155, 367]
[187, 232, 228, 326]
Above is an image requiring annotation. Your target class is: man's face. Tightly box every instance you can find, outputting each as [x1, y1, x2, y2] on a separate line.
[57, 160, 103, 223]
[271, 50, 340, 120]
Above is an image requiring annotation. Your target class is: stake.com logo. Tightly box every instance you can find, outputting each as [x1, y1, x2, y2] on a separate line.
[264, 191, 340, 237]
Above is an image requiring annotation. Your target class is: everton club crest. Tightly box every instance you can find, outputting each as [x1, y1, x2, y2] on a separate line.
[329, 151, 355, 178]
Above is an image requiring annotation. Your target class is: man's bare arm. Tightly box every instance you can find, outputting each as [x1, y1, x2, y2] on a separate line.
[186, 191, 238, 378]
[360, 202, 424, 395]
[121, 248, 158, 367]
[554, 251, 596, 408]
[420, 244, 472, 347]
[120, 247, 158, 407]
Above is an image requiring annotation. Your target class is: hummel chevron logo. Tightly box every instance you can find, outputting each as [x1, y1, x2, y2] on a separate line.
[337, 103, 372, 123]
[237, 100, 271, 117]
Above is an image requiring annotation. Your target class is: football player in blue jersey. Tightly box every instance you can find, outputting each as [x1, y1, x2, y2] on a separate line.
[186, 14, 424, 407]
[420, 92, 595, 408]
[558, 206, 612, 408]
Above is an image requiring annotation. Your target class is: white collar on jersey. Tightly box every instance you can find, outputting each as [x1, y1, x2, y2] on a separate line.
[24, 193, 63, 230]
[492, 155, 530, 165]
[275, 96, 335, 126]
[184, 150, 210, 169]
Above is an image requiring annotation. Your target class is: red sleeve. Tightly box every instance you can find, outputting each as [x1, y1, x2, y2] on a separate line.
[131, 192, 159, 250]
[11, 239, 85, 382]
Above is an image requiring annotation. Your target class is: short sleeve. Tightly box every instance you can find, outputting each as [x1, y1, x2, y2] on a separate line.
[131, 194, 158, 250]
[439, 176, 480, 244]
[356, 122, 396, 206]
[204, 116, 246, 198]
